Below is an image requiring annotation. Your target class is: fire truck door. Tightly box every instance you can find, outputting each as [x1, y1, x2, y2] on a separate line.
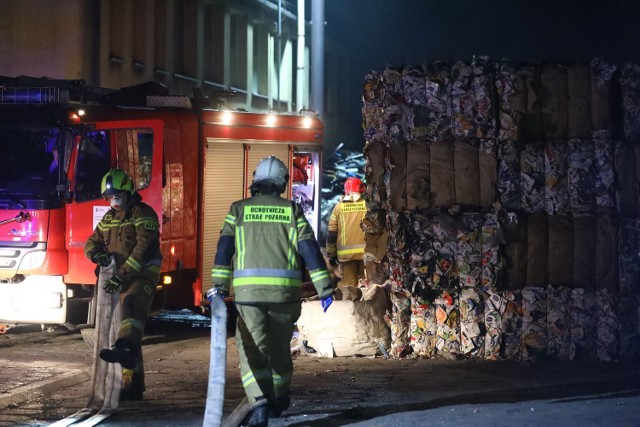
[65, 121, 164, 285]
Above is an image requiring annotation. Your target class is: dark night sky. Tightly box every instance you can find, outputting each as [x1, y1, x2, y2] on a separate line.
[323, 0, 640, 146]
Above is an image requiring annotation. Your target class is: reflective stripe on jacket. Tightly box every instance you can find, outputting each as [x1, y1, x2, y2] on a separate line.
[326, 197, 366, 262]
[211, 193, 333, 303]
[85, 193, 162, 283]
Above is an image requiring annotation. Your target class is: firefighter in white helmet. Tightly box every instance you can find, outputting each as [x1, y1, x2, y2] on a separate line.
[326, 176, 367, 286]
[209, 156, 334, 427]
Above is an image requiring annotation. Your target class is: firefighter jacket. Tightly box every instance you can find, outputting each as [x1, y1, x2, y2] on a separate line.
[326, 195, 366, 262]
[211, 193, 333, 304]
[85, 192, 162, 284]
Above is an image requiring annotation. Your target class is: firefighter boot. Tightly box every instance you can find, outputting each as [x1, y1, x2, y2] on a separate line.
[246, 402, 269, 427]
[269, 395, 290, 418]
[99, 342, 138, 369]
[120, 368, 144, 401]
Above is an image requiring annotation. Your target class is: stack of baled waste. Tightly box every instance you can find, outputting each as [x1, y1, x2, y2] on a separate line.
[362, 56, 640, 362]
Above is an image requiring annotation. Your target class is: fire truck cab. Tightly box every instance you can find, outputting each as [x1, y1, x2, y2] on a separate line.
[0, 77, 323, 329]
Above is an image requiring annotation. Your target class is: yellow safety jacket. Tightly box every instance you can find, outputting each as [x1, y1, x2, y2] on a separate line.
[326, 195, 366, 262]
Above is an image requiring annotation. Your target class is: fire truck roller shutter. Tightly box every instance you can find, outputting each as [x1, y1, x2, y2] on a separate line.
[202, 142, 244, 297]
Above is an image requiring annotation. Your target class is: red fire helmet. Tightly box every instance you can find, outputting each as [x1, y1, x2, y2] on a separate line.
[344, 177, 363, 195]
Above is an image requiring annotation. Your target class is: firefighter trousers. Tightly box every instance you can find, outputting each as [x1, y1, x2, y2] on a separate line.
[235, 301, 301, 407]
[339, 260, 365, 287]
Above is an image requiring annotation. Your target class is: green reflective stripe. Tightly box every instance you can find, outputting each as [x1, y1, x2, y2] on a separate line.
[241, 369, 271, 388]
[224, 213, 236, 226]
[339, 212, 346, 245]
[120, 318, 144, 333]
[125, 257, 143, 271]
[296, 217, 307, 231]
[310, 269, 330, 282]
[287, 227, 297, 270]
[233, 277, 301, 286]
[272, 371, 292, 385]
[236, 226, 245, 270]
[211, 268, 232, 279]
[243, 205, 292, 223]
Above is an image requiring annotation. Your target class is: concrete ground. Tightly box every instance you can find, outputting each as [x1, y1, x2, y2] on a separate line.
[0, 311, 639, 426]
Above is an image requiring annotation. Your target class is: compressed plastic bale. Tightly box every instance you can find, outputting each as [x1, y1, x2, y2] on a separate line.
[540, 63, 569, 141]
[432, 214, 459, 293]
[618, 217, 640, 294]
[567, 63, 592, 139]
[592, 130, 616, 213]
[479, 143, 498, 208]
[518, 65, 544, 142]
[480, 210, 502, 292]
[424, 61, 452, 142]
[614, 141, 639, 216]
[496, 61, 526, 142]
[567, 138, 596, 214]
[484, 290, 507, 360]
[621, 64, 640, 143]
[384, 104, 410, 145]
[402, 65, 427, 106]
[456, 212, 482, 289]
[409, 295, 437, 358]
[497, 140, 521, 211]
[520, 142, 546, 213]
[521, 286, 547, 361]
[430, 141, 455, 207]
[572, 214, 596, 288]
[406, 140, 431, 210]
[547, 215, 573, 287]
[387, 142, 407, 211]
[450, 61, 475, 139]
[526, 214, 549, 287]
[503, 213, 527, 290]
[569, 288, 597, 361]
[454, 142, 481, 206]
[596, 288, 619, 361]
[595, 215, 618, 289]
[406, 213, 438, 302]
[471, 56, 497, 139]
[544, 140, 569, 215]
[546, 285, 571, 360]
[503, 290, 523, 359]
[362, 71, 385, 143]
[386, 285, 412, 358]
[364, 140, 387, 204]
[590, 57, 616, 132]
[617, 291, 640, 362]
[459, 288, 485, 358]
[381, 65, 403, 107]
[435, 290, 461, 356]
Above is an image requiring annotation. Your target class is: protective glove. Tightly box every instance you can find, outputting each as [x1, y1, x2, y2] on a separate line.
[92, 252, 111, 268]
[206, 287, 227, 302]
[328, 257, 339, 268]
[321, 295, 333, 312]
[104, 274, 126, 294]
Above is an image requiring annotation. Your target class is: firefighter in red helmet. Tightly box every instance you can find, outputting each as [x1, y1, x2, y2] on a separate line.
[326, 176, 367, 286]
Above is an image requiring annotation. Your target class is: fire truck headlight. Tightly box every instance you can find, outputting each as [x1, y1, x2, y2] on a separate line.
[20, 251, 46, 270]
[302, 117, 313, 128]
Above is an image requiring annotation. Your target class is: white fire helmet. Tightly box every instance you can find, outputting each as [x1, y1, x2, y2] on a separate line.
[253, 156, 289, 187]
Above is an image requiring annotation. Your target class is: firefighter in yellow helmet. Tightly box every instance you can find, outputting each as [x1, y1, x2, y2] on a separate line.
[84, 168, 162, 401]
[210, 156, 333, 427]
[326, 176, 367, 286]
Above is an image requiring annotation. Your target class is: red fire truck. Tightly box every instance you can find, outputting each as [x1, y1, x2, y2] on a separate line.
[0, 76, 323, 331]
